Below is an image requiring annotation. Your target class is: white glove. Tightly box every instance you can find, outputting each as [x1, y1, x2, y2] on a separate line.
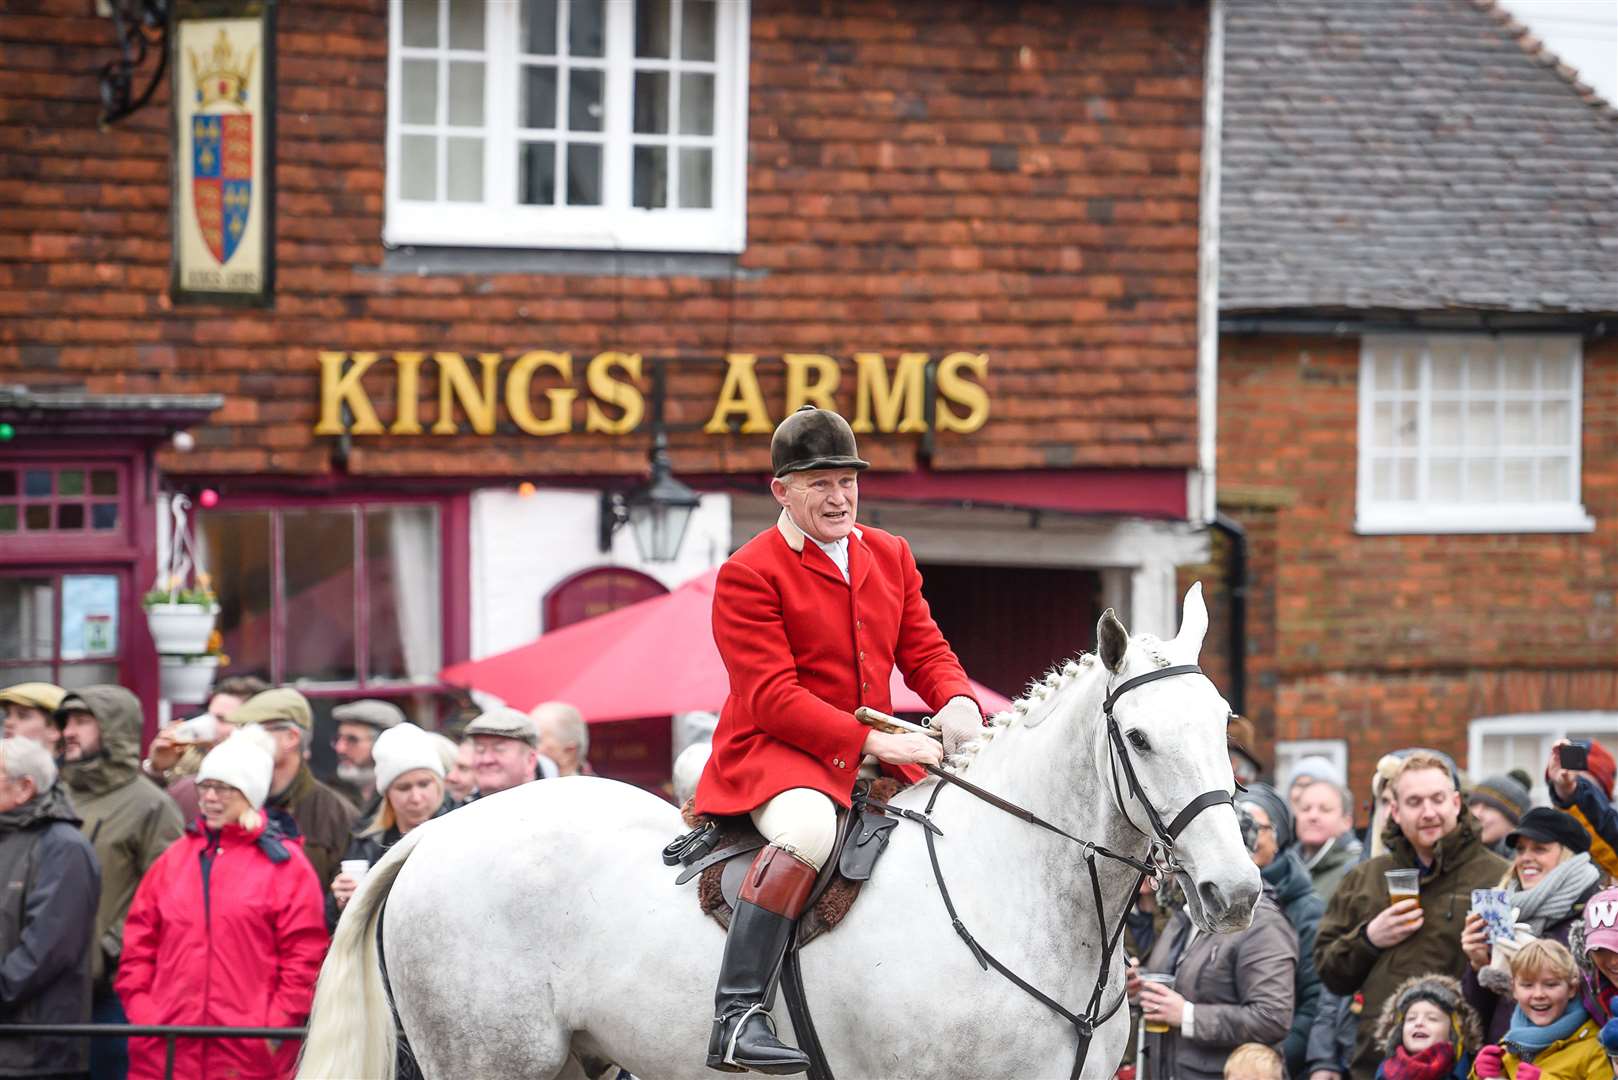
[934, 696, 984, 757]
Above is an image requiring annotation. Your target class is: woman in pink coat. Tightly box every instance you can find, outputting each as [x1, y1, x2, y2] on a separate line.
[116, 725, 327, 1080]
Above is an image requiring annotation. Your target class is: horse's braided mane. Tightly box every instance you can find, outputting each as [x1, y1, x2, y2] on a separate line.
[943, 634, 1173, 776]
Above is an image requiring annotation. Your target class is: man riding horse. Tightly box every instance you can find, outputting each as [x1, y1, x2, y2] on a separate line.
[696, 405, 985, 1074]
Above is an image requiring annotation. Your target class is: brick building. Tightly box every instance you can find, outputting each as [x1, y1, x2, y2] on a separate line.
[1, 0, 1219, 781]
[1195, 0, 1618, 812]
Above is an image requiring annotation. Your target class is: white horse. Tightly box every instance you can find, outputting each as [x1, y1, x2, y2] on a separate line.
[298, 584, 1259, 1080]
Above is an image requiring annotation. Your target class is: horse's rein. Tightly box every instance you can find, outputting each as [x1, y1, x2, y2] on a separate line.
[859, 665, 1234, 1080]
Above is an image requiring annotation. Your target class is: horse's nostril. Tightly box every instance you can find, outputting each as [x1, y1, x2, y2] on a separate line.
[1198, 880, 1227, 915]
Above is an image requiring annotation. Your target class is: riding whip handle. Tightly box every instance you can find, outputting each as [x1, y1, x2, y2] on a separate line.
[853, 707, 941, 739]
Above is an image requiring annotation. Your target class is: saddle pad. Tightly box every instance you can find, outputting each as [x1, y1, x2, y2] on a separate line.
[683, 779, 903, 947]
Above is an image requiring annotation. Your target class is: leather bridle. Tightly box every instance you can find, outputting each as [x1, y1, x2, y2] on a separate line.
[901, 662, 1238, 1080]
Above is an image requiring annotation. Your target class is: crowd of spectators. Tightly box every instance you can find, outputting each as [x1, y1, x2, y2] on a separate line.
[0, 676, 588, 1080]
[1126, 734, 1618, 1080]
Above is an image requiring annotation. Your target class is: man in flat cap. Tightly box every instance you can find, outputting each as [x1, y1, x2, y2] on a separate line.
[464, 707, 558, 799]
[0, 682, 65, 756]
[330, 698, 405, 808]
[693, 405, 982, 1073]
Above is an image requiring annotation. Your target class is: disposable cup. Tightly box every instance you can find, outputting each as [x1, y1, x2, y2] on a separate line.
[1140, 973, 1175, 1033]
[341, 859, 370, 882]
[1384, 868, 1421, 902]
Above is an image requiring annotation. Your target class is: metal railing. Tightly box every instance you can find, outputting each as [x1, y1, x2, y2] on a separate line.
[0, 1022, 308, 1080]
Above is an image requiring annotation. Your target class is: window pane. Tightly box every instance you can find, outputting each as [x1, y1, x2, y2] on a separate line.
[1429, 401, 1460, 448]
[0, 472, 14, 497]
[634, 71, 669, 133]
[24, 470, 50, 497]
[683, 0, 717, 60]
[1430, 343, 1464, 391]
[521, 0, 558, 53]
[1503, 401, 1534, 446]
[25, 505, 49, 531]
[0, 506, 15, 532]
[91, 503, 119, 530]
[1541, 348, 1574, 392]
[90, 469, 118, 496]
[61, 574, 118, 660]
[446, 136, 484, 201]
[448, 0, 484, 49]
[569, 69, 604, 131]
[567, 143, 603, 205]
[1502, 459, 1533, 501]
[400, 135, 438, 200]
[0, 577, 53, 661]
[1540, 399, 1570, 445]
[1395, 400, 1418, 449]
[402, 0, 438, 47]
[1371, 459, 1394, 502]
[1503, 341, 1536, 390]
[519, 141, 557, 204]
[1466, 401, 1497, 447]
[569, 0, 605, 57]
[1396, 458, 1417, 502]
[1429, 459, 1461, 502]
[678, 147, 712, 207]
[522, 66, 558, 128]
[1466, 459, 1496, 502]
[197, 511, 273, 681]
[633, 144, 668, 208]
[56, 505, 84, 529]
[402, 59, 439, 125]
[283, 510, 357, 682]
[636, 0, 671, 58]
[1398, 354, 1419, 391]
[58, 470, 85, 497]
[1539, 457, 1570, 502]
[447, 61, 484, 126]
[365, 507, 442, 683]
[1372, 401, 1393, 448]
[679, 73, 714, 134]
[1471, 353, 1499, 391]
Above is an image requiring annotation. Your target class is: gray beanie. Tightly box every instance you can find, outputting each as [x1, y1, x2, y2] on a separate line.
[1467, 772, 1532, 826]
[1238, 782, 1294, 852]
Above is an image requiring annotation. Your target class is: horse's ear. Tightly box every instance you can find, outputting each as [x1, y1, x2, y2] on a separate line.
[1175, 582, 1209, 657]
[1097, 608, 1128, 673]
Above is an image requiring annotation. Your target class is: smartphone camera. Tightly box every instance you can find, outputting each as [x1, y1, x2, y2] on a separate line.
[1558, 740, 1590, 772]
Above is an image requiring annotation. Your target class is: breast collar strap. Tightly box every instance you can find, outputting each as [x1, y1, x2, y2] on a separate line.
[1103, 664, 1239, 876]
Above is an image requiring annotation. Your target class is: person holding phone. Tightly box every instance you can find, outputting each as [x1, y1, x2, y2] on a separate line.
[1460, 808, 1604, 1042]
[1545, 739, 1618, 881]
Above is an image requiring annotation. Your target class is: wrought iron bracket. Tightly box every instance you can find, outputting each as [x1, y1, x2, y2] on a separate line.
[99, 0, 171, 126]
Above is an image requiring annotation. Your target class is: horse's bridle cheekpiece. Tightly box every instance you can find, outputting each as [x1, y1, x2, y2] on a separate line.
[903, 662, 1237, 1080]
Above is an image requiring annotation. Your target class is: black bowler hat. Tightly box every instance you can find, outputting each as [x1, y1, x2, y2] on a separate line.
[770, 405, 870, 478]
[1506, 807, 1591, 854]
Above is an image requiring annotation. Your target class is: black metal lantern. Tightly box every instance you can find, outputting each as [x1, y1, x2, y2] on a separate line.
[598, 363, 700, 562]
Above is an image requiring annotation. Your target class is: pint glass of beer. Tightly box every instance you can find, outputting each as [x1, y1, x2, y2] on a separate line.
[1384, 868, 1420, 903]
[1140, 973, 1176, 1033]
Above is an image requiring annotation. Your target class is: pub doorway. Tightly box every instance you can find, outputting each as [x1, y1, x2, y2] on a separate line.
[914, 563, 1103, 705]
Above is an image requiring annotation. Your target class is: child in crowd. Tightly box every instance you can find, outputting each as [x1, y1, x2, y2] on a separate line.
[1373, 974, 1483, 1080]
[1222, 1042, 1284, 1080]
[1473, 938, 1613, 1080]
[1570, 886, 1618, 1073]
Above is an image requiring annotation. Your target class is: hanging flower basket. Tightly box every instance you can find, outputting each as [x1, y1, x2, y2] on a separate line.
[159, 655, 220, 704]
[144, 587, 219, 656]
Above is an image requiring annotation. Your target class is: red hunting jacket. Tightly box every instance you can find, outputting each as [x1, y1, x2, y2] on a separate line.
[695, 511, 978, 816]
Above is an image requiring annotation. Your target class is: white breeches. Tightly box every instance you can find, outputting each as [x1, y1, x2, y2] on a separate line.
[750, 788, 837, 870]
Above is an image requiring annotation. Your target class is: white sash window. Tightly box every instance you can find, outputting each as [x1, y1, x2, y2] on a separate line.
[386, 0, 750, 252]
[1356, 334, 1593, 534]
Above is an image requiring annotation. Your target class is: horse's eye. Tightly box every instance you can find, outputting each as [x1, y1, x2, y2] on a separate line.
[1127, 730, 1149, 752]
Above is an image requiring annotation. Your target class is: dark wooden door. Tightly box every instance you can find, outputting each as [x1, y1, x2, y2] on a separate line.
[913, 563, 1102, 705]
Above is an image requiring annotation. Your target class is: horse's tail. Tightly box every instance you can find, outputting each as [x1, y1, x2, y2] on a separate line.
[296, 825, 428, 1080]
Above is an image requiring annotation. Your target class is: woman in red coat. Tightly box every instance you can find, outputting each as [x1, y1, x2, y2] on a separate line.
[116, 725, 328, 1080]
[695, 406, 983, 1074]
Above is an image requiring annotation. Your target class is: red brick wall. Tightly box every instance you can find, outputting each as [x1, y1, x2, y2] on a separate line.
[1209, 332, 1618, 802]
[0, 0, 1208, 482]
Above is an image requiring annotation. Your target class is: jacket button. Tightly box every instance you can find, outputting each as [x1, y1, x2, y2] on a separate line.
[861, 682, 869, 691]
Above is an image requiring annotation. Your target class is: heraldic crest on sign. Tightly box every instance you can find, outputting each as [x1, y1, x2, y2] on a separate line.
[189, 30, 256, 265]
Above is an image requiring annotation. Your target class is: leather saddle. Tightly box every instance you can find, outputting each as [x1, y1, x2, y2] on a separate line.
[662, 778, 903, 947]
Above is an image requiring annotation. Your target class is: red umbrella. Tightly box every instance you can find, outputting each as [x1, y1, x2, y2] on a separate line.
[439, 568, 1012, 722]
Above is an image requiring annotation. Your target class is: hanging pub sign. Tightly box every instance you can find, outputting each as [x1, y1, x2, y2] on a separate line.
[170, 0, 275, 305]
[313, 351, 992, 438]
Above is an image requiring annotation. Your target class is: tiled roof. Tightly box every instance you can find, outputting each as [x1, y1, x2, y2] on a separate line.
[1220, 0, 1618, 316]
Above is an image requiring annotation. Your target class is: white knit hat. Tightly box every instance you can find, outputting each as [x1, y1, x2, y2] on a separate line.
[197, 724, 276, 809]
[373, 722, 447, 793]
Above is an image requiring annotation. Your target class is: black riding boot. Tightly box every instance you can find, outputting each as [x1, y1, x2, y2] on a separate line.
[707, 845, 817, 1075]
